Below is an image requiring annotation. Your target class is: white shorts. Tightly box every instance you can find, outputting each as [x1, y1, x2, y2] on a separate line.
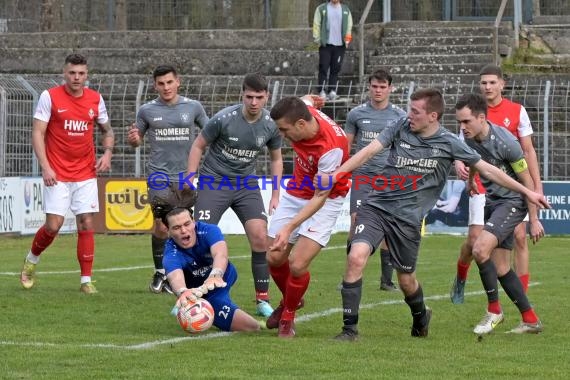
[268, 192, 345, 247]
[468, 193, 485, 226]
[44, 178, 99, 216]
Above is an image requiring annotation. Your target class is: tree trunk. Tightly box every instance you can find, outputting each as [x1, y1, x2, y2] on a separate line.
[115, 0, 127, 30]
[533, 0, 540, 16]
[40, 0, 63, 32]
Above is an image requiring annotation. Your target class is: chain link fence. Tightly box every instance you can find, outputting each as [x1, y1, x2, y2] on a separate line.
[2, 1, 567, 33]
[1, 74, 569, 180]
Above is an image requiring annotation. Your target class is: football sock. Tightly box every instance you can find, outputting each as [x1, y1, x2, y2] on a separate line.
[521, 308, 539, 324]
[283, 272, 310, 319]
[380, 249, 393, 284]
[80, 276, 92, 284]
[30, 225, 57, 256]
[151, 235, 167, 270]
[519, 273, 530, 293]
[487, 301, 502, 315]
[269, 260, 290, 296]
[77, 230, 95, 277]
[341, 278, 362, 327]
[476, 259, 499, 304]
[405, 284, 428, 327]
[346, 239, 351, 255]
[498, 269, 532, 314]
[26, 251, 40, 264]
[457, 260, 471, 282]
[252, 251, 270, 301]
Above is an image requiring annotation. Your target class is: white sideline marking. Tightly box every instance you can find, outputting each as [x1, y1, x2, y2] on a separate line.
[0, 245, 346, 276]
[0, 282, 540, 350]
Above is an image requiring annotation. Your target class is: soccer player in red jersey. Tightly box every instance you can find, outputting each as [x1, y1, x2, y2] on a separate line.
[20, 54, 114, 294]
[265, 95, 349, 338]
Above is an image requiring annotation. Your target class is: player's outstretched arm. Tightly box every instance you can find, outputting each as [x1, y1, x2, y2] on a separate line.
[474, 159, 550, 209]
[201, 241, 228, 291]
[186, 133, 208, 178]
[332, 139, 384, 183]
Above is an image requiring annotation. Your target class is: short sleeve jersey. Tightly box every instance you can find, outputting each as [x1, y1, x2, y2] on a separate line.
[472, 98, 533, 194]
[487, 98, 533, 139]
[199, 104, 282, 181]
[345, 101, 406, 175]
[368, 119, 481, 225]
[34, 85, 109, 182]
[136, 96, 208, 181]
[162, 221, 236, 289]
[287, 106, 349, 200]
[465, 122, 526, 205]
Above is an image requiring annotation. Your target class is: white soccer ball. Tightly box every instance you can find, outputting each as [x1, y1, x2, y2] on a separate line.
[177, 297, 215, 333]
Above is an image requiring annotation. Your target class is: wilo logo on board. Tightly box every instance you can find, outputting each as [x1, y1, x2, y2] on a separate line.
[105, 181, 153, 230]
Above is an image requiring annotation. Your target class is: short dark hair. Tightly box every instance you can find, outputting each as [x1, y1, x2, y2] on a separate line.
[369, 69, 392, 85]
[479, 64, 503, 79]
[455, 93, 488, 117]
[65, 53, 87, 66]
[161, 207, 193, 228]
[242, 72, 268, 92]
[153, 65, 178, 80]
[270, 97, 312, 124]
[409, 88, 445, 121]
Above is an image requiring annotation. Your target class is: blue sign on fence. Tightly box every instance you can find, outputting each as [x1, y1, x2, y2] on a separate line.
[539, 181, 570, 235]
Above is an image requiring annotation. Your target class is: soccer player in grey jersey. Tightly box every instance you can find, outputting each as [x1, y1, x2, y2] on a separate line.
[456, 93, 545, 334]
[344, 69, 406, 292]
[327, 89, 547, 341]
[127, 65, 208, 294]
[186, 73, 283, 318]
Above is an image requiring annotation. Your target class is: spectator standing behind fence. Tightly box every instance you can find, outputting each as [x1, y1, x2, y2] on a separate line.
[185, 73, 283, 318]
[313, 0, 353, 101]
[127, 65, 208, 295]
[20, 53, 114, 294]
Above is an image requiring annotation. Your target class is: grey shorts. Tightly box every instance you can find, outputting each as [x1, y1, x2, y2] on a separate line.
[349, 181, 373, 215]
[483, 200, 528, 250]
[147, 181, 197, 219]
[194, 180, 266, 224]
[350, 203, 421, 273]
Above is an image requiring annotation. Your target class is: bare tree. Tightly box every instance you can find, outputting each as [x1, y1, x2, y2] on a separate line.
[115, 0, 127, 30]
[533, 0, 541, 16]
[40, 0, 63, 32]
[271, 0, 310, 28]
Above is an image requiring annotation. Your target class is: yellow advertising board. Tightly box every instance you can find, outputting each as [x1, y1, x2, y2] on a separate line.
[105, 180, 153, 230]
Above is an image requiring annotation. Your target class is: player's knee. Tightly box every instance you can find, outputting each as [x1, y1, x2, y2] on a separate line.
[347, 250, 368, 272]
[288, 260, 308, 278]
[471, 244, 489, 263]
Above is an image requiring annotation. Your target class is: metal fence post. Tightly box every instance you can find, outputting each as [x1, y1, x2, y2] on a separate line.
[383, 0, 391, 23]
[543, 80, 551, 180]
[0, 86, 6, 176]
[135, 80, 145, 178]
[16, 75, 39, 176]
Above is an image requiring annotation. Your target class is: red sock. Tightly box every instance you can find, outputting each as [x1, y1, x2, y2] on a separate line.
[521, 308, 539, 324]
[269, 261, 290, 297]
[487, 301, 502, 315]
[77, 230, 95, 277]
[519, 273, 529, 293]
[283, 272, 310, 320]
[457, 261, 471, 281]
[31, 225, 58, 256]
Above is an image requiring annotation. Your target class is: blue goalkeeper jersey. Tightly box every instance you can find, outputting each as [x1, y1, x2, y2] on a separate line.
[163, 221, 236, 289]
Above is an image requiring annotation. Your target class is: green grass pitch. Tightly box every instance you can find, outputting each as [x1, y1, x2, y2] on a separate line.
[1, 233, 569, 379]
